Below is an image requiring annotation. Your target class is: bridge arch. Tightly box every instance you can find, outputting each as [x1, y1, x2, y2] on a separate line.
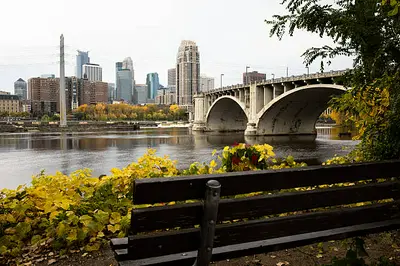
[256, 84, 346, 135]
[206, 96, 248, 132]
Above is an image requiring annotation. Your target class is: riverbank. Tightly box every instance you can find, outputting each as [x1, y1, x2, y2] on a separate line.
[0, 120, 194, 133]
[0, 121, 141, 133]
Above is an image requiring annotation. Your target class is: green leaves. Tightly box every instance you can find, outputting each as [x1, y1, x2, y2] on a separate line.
[267, 0, 400, 161]
[15, 222, 31, 239]
[79, 215, 92, 227]
[109, 212, 121, 225]
[93, 210, 109, 225]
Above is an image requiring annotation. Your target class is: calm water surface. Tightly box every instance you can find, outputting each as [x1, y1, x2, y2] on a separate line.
[0, 127, 358, 189]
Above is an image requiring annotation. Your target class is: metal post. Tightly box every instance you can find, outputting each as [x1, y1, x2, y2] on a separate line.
[59, 34, 67, 127]
[194, 180, 221, 266]
[220, 74, 224, 89]
[245, 66, 250, 85]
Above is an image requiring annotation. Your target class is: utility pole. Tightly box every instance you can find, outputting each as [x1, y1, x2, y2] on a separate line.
[286, 67, 289, 77]
[59, 34, 67, 127]
[306, 66, 310, 75]
[245, 66, 250, 85]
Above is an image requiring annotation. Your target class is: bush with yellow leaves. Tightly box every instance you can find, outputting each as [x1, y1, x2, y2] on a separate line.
[0, 144, 305, 263]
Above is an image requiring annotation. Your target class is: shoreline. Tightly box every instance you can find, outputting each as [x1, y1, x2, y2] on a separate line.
[0, 121, 193, 133]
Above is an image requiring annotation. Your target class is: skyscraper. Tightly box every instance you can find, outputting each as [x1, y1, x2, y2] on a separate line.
[116, 62, 123, 72]
[146, 73, 160, 100]
[14, 78, 27, 100]
[135, 84, 147, 104]
[122, 57, 136, 103]
[115, 62, 123, 101]
[168, 68, 176, 92]
[116, 69, 133, 103]
[122, 57, 134, 72]
[176, 40, 200, 108]
[76, 51, 90, 79]
[82, 63, 102, 81]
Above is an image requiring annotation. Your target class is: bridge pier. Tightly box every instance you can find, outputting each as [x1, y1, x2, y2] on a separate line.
[264, 85, 273, 105]
[245, 84, 262, 136]
[245, 122, 257, 136]
[273, 83, 284, 98]
[192, 94, 207, 132]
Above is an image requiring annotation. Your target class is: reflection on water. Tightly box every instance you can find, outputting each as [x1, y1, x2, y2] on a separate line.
[0, 127, 358, 189]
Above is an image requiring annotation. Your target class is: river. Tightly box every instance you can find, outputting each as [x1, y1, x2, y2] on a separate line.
[0, 127, 358, 189]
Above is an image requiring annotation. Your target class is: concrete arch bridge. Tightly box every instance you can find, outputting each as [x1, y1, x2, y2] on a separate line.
[192, 71, 347, 136]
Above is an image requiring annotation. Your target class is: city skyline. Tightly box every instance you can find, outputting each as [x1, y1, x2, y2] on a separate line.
[0, 0, 353, 93]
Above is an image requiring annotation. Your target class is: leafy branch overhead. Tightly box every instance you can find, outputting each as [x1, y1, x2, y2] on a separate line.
[265, 0, 400, 77]
[266, 0, 400, 160]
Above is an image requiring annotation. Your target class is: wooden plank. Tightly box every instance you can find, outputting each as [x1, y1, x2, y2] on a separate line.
[126, 201, 399, 259]
[131, 181, 400, 233]
[111, 237, 128, 250]
[116, 219, 400, 265]
[133, 160, 400, 204]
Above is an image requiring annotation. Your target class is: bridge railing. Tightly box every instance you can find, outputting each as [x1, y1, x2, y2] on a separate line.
[205, 69, 349, 95]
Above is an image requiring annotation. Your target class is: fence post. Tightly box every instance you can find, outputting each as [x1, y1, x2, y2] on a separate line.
[194, 180, 221, 266]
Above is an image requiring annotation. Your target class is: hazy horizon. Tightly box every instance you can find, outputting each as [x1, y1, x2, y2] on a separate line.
[0, 0, 353, 92]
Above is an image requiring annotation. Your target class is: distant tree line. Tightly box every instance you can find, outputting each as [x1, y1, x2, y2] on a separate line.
[0, 111, 30, 118]
[72, 103, 188, 121]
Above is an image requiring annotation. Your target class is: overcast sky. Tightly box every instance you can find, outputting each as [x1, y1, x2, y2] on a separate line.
[0, 0, 353, 92]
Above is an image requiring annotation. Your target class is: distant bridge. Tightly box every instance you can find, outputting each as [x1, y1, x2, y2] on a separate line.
[192, 70, 348, 136]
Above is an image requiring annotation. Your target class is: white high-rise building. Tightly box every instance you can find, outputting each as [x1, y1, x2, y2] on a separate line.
[176, 40, 200, 109]
[82, 63, 102, 82]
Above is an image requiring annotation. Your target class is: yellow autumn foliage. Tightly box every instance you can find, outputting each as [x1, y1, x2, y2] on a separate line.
[0, 144, 306, 262]
[74, 103, 187, 121]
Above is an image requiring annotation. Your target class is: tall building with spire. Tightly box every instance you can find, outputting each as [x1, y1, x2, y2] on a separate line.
[115, 58, 136, 104]
[176, 40, 200, 108]
[122, 57, 134, 72]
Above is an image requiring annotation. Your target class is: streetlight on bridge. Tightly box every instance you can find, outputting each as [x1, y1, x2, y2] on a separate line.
[245, 66, 250, 85]
[220, 73, 224, 88]
[271, 73, 275, 81]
